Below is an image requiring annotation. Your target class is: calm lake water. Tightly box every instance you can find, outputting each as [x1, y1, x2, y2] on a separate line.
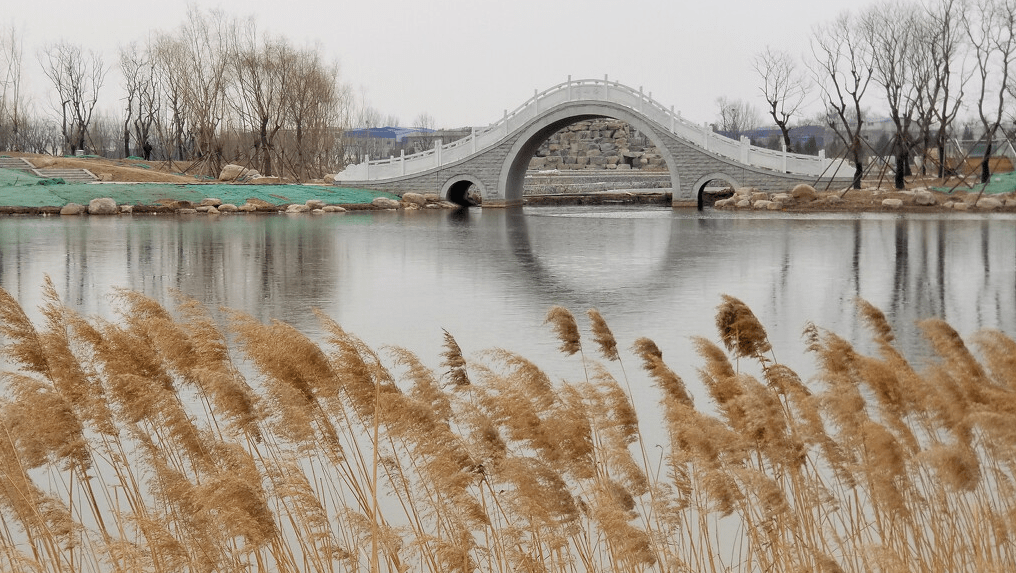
[1, 207, 1014, 403]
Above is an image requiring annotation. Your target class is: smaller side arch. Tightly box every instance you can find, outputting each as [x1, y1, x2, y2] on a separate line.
[691, 172, 741, 210]
[441, 174, 487, 206]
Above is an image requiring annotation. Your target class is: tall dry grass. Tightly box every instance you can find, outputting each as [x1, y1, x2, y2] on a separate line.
[0, 284, 1014, 572]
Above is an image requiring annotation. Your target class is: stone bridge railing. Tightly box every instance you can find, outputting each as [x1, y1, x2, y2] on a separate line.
[335, 76, 834, 182]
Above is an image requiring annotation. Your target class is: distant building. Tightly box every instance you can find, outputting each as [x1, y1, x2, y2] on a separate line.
[716, 124, 827, 154]
[341, 126, 477, 162]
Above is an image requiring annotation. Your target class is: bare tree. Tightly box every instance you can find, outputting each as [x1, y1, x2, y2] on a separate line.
[285, 47, 343, 180]
[965, 0, 1016, 184]
[811, 11, 874, 190]
[714, 97, 760, 140]
[753, 47, 806, 151]
[920, 0, 967, 179]
[39, 41, 108, 154]
[412, 112, 435, 131]
[861, 0, 922, 189]
[228, 19, 293, 177]
[120, 41, 161, 159]
[0, 24, 27, 151]
[173, 6, 231, 175]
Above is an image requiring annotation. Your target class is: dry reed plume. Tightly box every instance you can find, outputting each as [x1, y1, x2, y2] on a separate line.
[0, 286, 1014, 572]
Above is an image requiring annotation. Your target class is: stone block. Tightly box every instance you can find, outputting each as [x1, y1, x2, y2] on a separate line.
[791, 184, 818, 201]
[976, 197, 1003, 210]
[881, 198, 903, 209]
[88, 198, 117, 215]
[915, 191, 936, 206]
[60, 203, 85, 216]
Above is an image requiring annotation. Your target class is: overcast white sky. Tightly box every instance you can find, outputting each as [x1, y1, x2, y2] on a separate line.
[6, 0, 880, 129]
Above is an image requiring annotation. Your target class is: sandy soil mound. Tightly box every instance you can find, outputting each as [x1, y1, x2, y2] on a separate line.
[6, 152, 202, 183]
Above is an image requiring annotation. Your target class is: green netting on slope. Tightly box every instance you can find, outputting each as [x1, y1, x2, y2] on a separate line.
[0, 168, 398, 208]
[934, 170, 1016, 195]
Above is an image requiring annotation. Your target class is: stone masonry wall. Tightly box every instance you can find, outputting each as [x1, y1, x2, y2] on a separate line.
[527, 119, 667, 172]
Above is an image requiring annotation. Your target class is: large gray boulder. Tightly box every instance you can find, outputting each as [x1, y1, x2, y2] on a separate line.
[88, 198, 118, 215]
[200, 197, 223, 207]
[791, 184, 818, 202]
[372, 197, 401, 209]
[60, 203, 85, 216]
[915, 191, 936, 206]
[976, 197, 1003, 210]
[402, 192, 427, 207]
[218, 164, 260, 181]
[882, 198, 904, 209]
[286, 204, 311, 213]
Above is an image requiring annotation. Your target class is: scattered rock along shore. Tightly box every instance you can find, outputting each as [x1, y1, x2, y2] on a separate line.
[2, 152, 1014, 215]
[3, 185, 1016, 216]
[0, 192, 460, 216]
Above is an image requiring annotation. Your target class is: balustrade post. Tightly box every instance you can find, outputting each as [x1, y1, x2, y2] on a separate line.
[401, 149, 405, 175]
[436, 139, 443, 166]
[702, 123, 710, 151]
[534, 88, 539, 117]
[504, 110, 508, 137]
[471, 127, 476, 154]
[670, 105, 675, 133]
[781, 141, 787, 173]
[740, 136, 749, 165]
[603, 74, 608, 100]
[365, 155, 370, 179]
[639, 86, 644, 113]
[567, 75, 572, 100]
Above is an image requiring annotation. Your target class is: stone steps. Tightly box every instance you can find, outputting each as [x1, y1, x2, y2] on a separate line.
[0, 157, 35, 171]
[31, 168, 98, 183]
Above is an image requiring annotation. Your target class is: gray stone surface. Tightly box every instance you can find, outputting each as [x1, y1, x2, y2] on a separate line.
[336, 100, 849, 207]
[88, 198, 117, 215]
[976, 197, 1003, 210]
[915, 191, 936, 206]
[372, 197, 401, 209]
[402, 192, 427, 206]
[60, 203, 85, 215]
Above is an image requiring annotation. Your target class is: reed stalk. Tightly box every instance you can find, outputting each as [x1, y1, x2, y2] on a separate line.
[0, 285, 1013, 572]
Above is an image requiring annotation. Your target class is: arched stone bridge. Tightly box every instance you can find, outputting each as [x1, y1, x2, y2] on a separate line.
[334, 77, 849, 207]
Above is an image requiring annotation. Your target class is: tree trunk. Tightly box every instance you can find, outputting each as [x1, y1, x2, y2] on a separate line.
[981, 140, 992, 184]
[895, 152, 906, 190]
[853, 161, 863, 190]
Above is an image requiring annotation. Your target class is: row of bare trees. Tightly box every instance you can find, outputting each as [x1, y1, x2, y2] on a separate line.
[1, 7, 401, 180]
[117, 7, 354, 179]
[756, 0, 1016, 190]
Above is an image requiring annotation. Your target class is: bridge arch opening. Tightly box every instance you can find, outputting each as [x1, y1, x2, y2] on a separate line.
[692, 173, 740, 209]
[441, 175, 485, 207]
[497, 102, 682, 206]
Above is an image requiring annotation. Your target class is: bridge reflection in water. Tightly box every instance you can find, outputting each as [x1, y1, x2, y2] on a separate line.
[0, 211, 1011, 385]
